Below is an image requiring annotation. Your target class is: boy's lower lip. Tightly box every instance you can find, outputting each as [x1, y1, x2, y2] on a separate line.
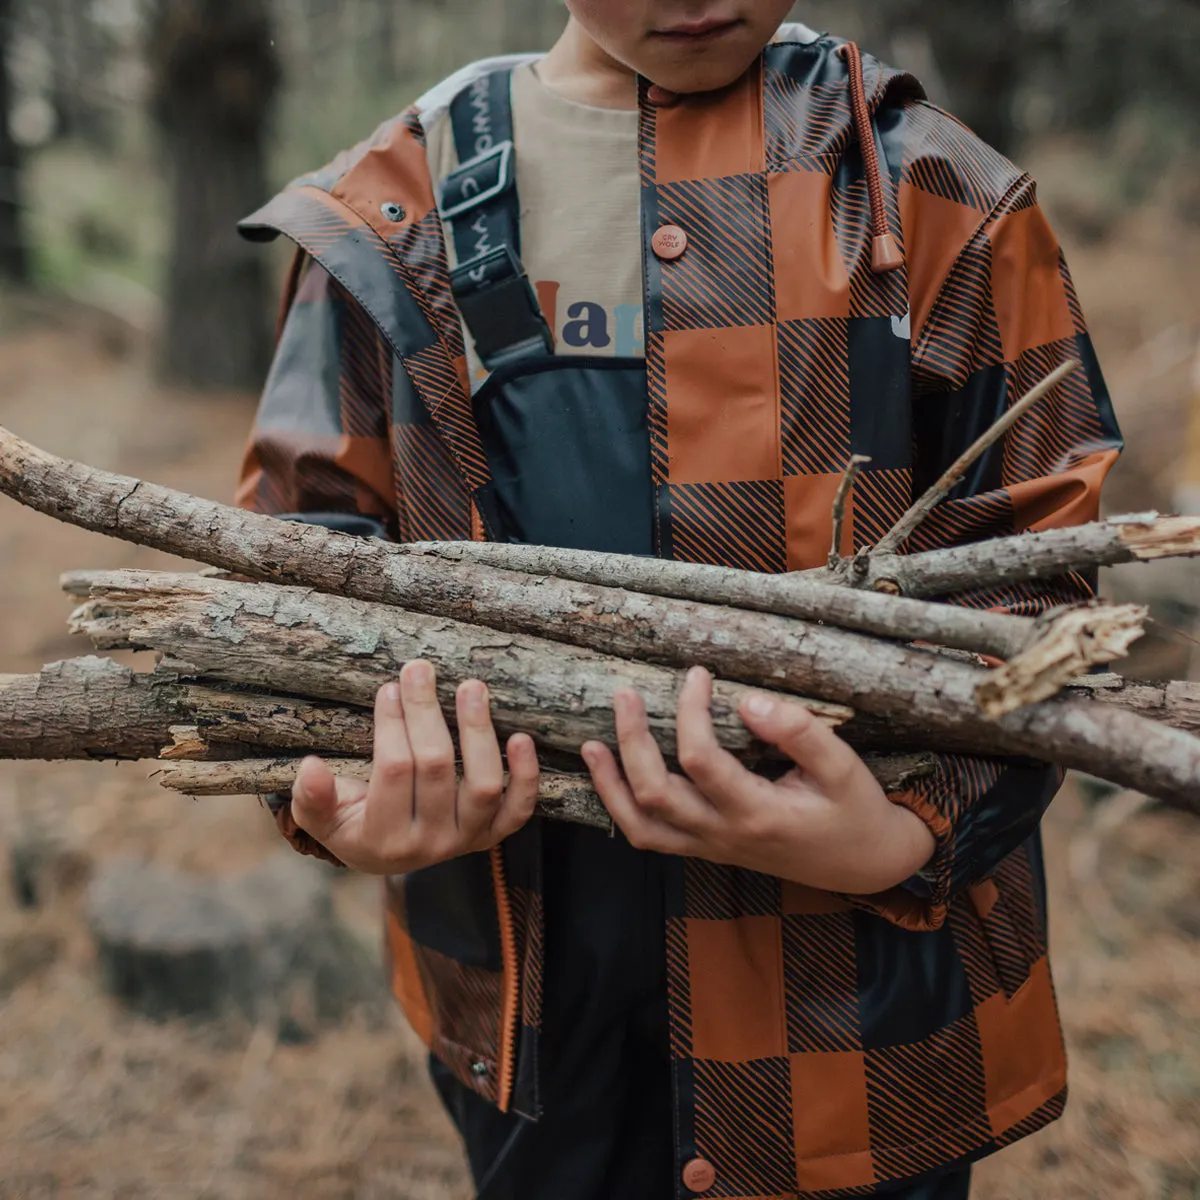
[651, 19, 741, 44]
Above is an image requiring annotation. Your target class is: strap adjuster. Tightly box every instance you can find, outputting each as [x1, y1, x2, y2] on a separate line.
[438, 140, 515, 222]
[451, 244, 553, 369]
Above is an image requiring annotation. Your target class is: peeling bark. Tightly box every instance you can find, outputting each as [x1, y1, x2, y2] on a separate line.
[0, 658, 192, 761]
[0, 658, 374, 762]
[1065, 674, 1200, 735]
[65, 571, 845, 763]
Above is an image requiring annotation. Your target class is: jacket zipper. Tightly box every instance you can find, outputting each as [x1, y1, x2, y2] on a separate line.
[489, 843, 520, 1113]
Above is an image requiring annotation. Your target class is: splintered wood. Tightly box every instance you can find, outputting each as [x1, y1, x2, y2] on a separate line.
[976, 604, 1149, 718]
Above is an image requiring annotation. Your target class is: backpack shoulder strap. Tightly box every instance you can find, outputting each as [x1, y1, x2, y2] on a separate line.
[437, 69, 552, 370]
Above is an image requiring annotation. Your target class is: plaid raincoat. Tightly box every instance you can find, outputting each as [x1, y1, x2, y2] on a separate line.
[237, 28, 1123, 1199]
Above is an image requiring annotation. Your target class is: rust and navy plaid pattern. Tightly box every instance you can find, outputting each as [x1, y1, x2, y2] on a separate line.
[237, 33, 1121, 1197]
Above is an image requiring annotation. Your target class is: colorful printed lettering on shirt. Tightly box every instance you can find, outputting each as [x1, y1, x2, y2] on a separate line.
[536, 282, 644, 354]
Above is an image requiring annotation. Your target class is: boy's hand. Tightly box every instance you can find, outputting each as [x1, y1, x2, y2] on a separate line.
[582, 667, 936, 896]
[290, 661, 540, 875]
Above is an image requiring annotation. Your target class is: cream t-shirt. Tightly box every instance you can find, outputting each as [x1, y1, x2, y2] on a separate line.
[425, 63, 644, 385]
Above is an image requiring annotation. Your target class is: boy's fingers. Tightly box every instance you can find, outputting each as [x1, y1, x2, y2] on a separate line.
[739, 694, 865, 796]
[581, 741, 634, 817]
[675, 668, 761, 811]
[291, 756, 341, 839]
[610, 686, 719, 832]
[456, 680, 505, 838]
[364, 680, 416, 847]
[612, 689, 675, 810]
[491, 734, 541, 841]
[400, 661, 458, 831]
[582, 743, 696, 857]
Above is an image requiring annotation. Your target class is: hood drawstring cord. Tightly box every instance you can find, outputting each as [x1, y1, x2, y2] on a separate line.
[839, 42, 905, 275]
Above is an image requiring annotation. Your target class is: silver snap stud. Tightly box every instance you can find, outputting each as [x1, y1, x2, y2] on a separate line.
[470, 1060, 490, 1080]
[381, 202, 406, 222]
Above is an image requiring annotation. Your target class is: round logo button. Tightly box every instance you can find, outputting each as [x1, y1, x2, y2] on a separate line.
[682, 1157, 717, 1193]
[652, 225, 689, 262]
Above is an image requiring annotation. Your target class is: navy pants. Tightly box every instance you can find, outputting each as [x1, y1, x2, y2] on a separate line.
[433, 823, 971, 1200]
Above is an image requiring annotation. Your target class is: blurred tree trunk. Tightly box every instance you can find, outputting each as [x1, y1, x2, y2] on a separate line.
[876, 0, 1022, 156]
[149, 0, 281, 391]
[0, 0, 28, 282]
[922, 0, 1021, 155]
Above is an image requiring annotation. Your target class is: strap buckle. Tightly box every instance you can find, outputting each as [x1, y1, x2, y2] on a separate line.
[437, 140, 515, 222]
[451, 244, 553, 369]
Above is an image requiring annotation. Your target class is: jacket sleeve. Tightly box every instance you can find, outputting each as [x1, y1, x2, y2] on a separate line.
[238, 250, 399, 866]
[858, 174, 1124, 932]
[236, 250, 400, 539]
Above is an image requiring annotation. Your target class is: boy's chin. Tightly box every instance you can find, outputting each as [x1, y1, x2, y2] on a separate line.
[645, 59, 759, 95]
[640, 47, 765, 96]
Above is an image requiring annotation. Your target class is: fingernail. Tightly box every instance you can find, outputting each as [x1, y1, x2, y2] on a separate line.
[383, 682, 403, 705]
[464, 681, 487, 710]
[406, 660, 433, 688]
[687, 665, 708, 685]
[744, 694, 776, 719]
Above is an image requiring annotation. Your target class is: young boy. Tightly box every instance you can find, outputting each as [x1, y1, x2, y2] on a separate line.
[236, 5, 1123, 1198]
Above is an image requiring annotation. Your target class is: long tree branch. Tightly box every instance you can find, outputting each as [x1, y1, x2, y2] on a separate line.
[0, 425, 1159, 666]
[390, 541, 1144, 704]
[4, 658, 1195, 815]
[810, 512, 1200, 597]
[154, 760, 620, 831]
[6, 657, 1199, 758]
[152, 754, 941, 827]
[62, 571, 1200, 804]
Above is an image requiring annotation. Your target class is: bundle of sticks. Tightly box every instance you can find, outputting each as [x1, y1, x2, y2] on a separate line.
[2, 363, 1199, 823]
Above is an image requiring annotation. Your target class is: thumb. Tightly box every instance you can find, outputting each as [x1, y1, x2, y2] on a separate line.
[739, 694, 867, 796]
[290, 756, 341, 837]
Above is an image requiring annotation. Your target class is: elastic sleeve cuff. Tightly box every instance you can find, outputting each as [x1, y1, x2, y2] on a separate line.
[841, 789, 956, 933]
[261, 793, 347, 869]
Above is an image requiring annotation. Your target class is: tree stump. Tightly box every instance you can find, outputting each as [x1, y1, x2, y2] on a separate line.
[87, 852, 383, 1034]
